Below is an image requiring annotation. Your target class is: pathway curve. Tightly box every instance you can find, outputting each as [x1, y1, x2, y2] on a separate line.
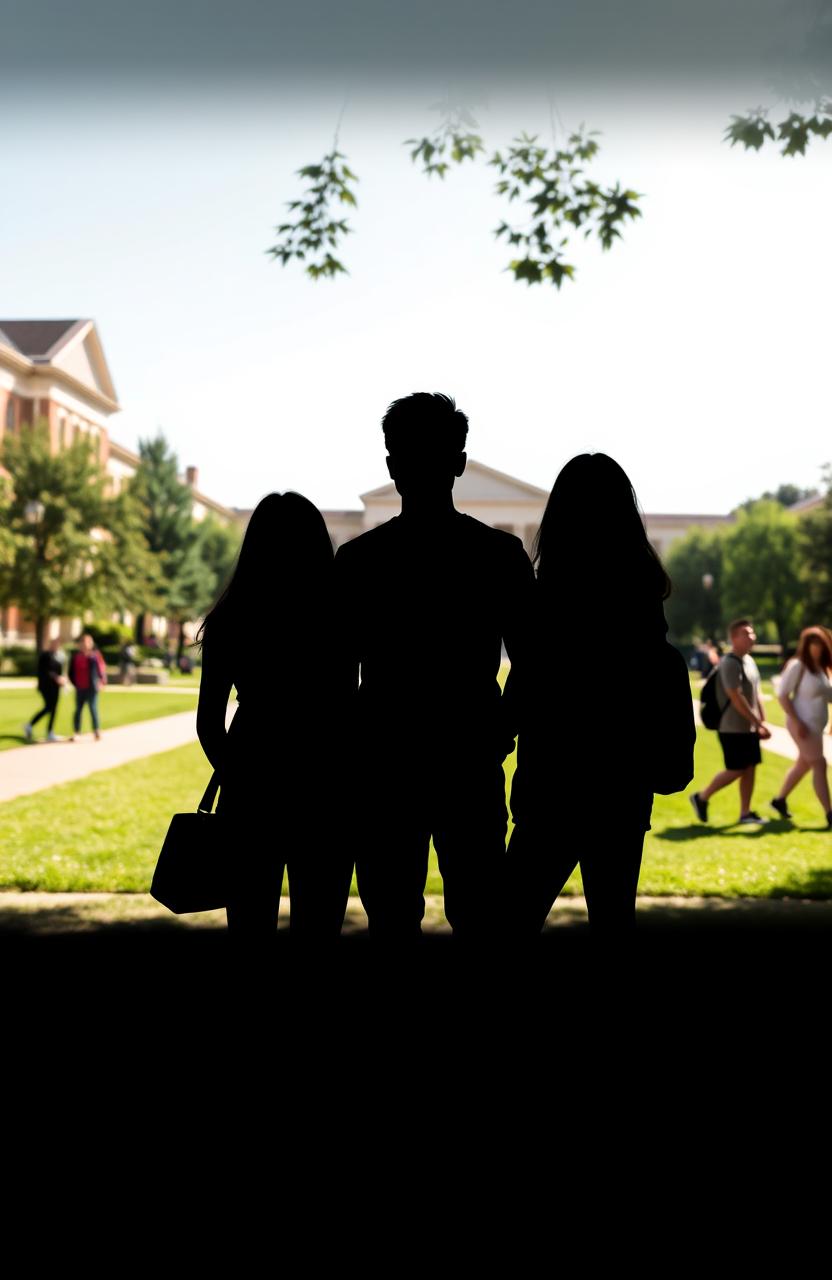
[0, 704, 235, 803]
[0, 694, 827, 806]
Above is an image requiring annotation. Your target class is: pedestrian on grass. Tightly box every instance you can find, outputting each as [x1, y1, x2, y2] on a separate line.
[690, 619, 772, 826]
[771, 626, 832, 827]
[23, 639, 66, 743]
[68, 632, 107, 740]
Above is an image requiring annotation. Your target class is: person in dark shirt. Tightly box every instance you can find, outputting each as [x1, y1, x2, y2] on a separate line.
[24, 639, 66, 742]
[334, 392, 535, 940]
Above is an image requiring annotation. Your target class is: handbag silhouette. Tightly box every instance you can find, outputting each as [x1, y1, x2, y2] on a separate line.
[151, 772, 228, 914]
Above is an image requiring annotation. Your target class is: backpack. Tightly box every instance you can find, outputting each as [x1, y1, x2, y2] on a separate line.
[699, 653, 742, 730]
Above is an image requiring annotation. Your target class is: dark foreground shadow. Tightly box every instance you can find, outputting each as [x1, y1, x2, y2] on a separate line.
[7, 919, 828, 1118]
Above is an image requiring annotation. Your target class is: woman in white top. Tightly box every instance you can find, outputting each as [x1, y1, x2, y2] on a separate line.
[772, 626, 832, 826]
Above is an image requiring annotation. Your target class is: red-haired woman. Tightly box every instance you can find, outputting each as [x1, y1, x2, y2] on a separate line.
[772, 626, 832, 827]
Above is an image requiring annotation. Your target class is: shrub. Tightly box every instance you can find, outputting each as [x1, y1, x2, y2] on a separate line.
[0, 645, 39, 676]
[85, 620, 134, 648]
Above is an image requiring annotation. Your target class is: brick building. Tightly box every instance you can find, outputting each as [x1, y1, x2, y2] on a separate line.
[0, 319, 238, 645]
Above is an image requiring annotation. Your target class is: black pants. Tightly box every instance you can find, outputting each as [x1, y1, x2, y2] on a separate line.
[216, 800, 353, 940]
[506, 819, 648, 936]
[31, 687, 59, 734]
[356, 764, 508, 939]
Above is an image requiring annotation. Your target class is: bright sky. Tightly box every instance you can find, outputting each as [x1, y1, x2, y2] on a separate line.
[2, 68, 830, 516]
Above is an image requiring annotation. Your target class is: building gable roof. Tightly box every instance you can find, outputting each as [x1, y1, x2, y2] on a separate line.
[360, 457, 550, 505]
[0, 319, 119, 406]
[0, 319, 85, 359]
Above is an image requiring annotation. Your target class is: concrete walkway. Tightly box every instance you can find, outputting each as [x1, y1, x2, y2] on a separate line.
[0, 677, 198, 693]
[0, 693, 826, 806]
[0, 704, 236, 803]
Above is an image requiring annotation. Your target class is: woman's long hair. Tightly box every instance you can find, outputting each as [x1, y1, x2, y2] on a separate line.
[196, 491, 334, 648]
[534, 453, 671, 601]
[795, 625, 832, 675]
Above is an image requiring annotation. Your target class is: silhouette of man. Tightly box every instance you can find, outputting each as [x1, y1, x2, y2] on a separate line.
[334, 392, 535, 939]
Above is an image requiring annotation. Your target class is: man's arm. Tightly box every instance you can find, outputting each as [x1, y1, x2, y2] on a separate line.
[725, 686, 772, 739]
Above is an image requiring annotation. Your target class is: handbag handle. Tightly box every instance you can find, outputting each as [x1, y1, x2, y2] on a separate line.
[197, 772, 220, 814]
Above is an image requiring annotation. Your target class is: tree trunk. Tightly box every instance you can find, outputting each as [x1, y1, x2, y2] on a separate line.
[134, 612, 145, 645]
[777, 625, 789, 664]
[176, 621, 185, 664]
[35, 615, 45, 654]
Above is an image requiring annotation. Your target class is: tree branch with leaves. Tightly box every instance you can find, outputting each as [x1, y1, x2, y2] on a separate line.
[267, 149, 359, 280]
[725, 99, 832, 156]
[269, 99, 642, 290]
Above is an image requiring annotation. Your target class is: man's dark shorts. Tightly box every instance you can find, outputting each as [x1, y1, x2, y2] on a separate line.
[718, 732, 762, 770]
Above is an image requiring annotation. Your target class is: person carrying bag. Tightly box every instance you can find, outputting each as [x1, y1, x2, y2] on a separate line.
[151, 772, 230, 914]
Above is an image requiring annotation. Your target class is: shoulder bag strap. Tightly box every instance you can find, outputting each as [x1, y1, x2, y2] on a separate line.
[717, 652, 745, 727]
[197, 772, 220, 814]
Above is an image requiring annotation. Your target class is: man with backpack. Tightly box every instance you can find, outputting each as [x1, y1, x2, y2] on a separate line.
[690, 618, 772, 824]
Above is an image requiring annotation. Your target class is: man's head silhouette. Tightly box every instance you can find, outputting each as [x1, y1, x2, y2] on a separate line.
[382, 392, 468, 508]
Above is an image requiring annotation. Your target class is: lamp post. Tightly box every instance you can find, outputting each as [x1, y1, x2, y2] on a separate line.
[24, 498, 45, 526]
[702, 572, 716, 651]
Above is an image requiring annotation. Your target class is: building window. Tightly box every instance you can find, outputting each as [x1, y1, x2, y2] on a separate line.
[5, 398, 15, 430]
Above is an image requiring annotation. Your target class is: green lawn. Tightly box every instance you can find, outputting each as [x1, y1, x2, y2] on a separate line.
[0, 687, 200, 751]
[1, 726, 830, 896]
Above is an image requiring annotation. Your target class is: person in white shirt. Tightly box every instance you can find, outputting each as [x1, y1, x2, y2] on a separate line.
[772, 626, 832, 827]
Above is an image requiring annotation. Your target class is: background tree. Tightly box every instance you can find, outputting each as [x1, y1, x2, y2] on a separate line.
[130, 435, 242, 657]
[131, 433, 215, 651]
[664, 527, 726, 643]
[800, 472, 832, 625]
[95, 480, 166, 628]
[0, 422, 150, 651]
[736, 482, 818, 513]
[0, 469, 15, 571]
[721, 501, 805, 653]
[195, 516, 241, 608]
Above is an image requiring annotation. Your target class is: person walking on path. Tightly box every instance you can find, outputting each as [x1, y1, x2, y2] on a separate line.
[23, 639, 66, 743]
[771, 626, 832, 826]
[68, 632, 107, 741]
[690, 618, 772, 825]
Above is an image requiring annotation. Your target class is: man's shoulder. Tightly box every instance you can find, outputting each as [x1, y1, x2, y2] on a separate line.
[335, 520, 398, 564]
[458, 514, 526, 554]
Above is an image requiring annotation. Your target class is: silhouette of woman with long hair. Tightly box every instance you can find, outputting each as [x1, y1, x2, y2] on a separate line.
[196, 492, 353, 940]
[506, 453, 671, 938]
